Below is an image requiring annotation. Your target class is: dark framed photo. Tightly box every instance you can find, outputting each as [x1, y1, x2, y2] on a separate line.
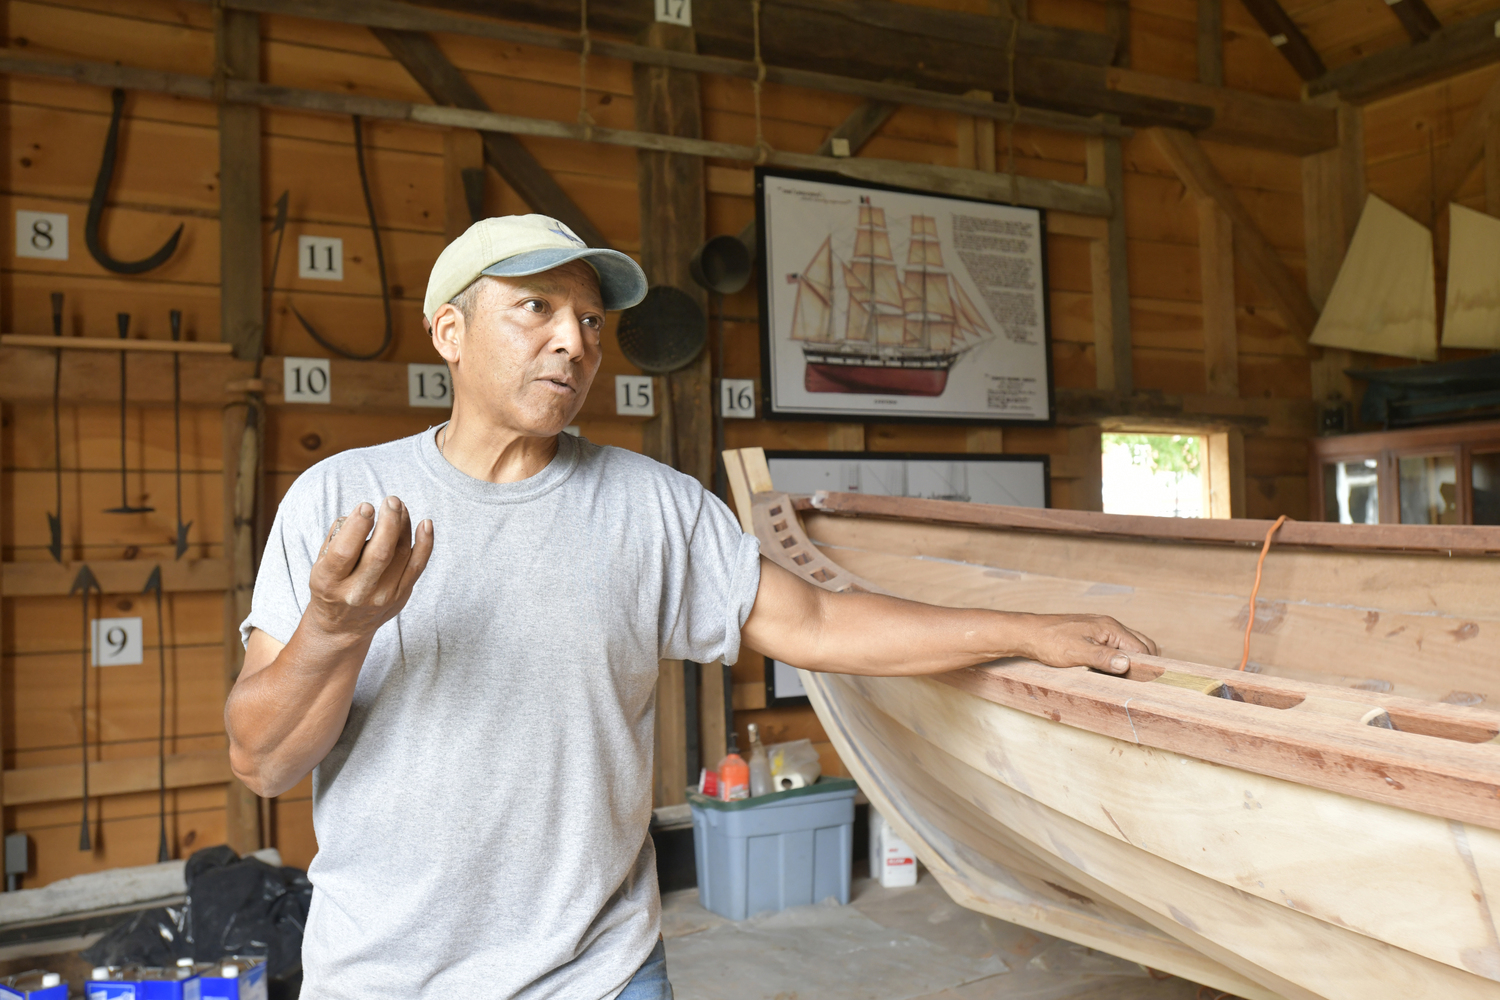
[756, 167, 1053, 425]
[761, 449, 1050, 707]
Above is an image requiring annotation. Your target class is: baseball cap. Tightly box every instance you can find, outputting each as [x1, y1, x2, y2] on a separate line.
[423, 214, 648, 319]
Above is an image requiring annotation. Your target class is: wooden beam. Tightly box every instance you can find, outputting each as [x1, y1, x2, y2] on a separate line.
[1055, 388, 1316, 438]
[0, 347, 252, 405]
[443, 128, 485, 241]
[1386, 0, 1443, 42]
[1307, 6, 1500, 103]
[1087, 123, 1132, 395]
[0, 335, 233, 354]
[957, 90, 998, 173]
[737, 99, 894, 253]
[1235, 0, 1325, 80]
[1106, 67, 1334, 155]
[1487, 117, 1500, 217]
[1302, 99, 1363, 409]
[215, 6, 264, 857]
[1198, 0, 1223, 86]
[373, 28, 608, 248]
[3, 559, 230, 597]
[1426, 74, 1500, 225]
[2, 751, 232, 807]
[1198, 199, 1238, 396]
[0, 50, 1114, 218]
[1106, 0, 1130, 68]
[634, 21, 711, 489]
[1204, 428, 1245, 518]
[200, 0, 1338, 153]
[1152, 128, 1319, 340]
[216, 8, 262, 364]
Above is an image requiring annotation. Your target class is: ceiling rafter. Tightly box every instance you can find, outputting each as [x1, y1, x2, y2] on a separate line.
[1384, 0, 1443, 42]
[1236, 0, 1326, 81]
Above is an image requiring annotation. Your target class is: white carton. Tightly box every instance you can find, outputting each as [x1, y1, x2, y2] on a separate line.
[868, 807, 918, 888]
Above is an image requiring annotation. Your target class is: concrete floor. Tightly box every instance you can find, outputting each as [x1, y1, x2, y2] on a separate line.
[660, 869, 1210, 1000]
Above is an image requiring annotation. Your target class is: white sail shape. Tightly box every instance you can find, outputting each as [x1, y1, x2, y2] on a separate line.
[1309, 194, 1437, 361]
[1442, 203, 1500, 349]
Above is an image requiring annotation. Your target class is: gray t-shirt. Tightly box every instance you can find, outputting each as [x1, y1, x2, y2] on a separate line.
[241, 428, 762, 1000]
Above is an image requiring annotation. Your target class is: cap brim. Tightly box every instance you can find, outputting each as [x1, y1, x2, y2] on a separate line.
[481, 247, 648, 311]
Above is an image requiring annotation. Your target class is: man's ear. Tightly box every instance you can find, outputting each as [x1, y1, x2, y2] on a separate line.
[430, 303, 464, 365]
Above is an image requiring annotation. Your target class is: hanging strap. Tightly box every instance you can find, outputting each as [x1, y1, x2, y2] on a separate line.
[751, 0, 771, 164]
[1238, 515, 1289, 671]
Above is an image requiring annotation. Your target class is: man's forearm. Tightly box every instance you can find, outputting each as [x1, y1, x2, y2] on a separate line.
[791, 590, 1041, 676]
[742, 558, 1150, 677]
[226, 620, 372, 797]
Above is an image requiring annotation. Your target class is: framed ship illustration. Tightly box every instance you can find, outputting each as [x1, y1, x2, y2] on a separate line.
[756, 168, 1053, 424]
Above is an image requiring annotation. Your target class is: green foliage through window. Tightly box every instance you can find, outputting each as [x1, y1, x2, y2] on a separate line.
[1102, 434, 1201, 476]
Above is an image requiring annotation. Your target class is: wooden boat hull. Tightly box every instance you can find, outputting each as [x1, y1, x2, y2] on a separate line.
[723, 448, 1500, 1000]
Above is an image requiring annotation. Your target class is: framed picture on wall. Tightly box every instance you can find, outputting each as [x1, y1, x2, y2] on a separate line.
[755, 167, 1054, 425]
[761, 450, 1050, 707]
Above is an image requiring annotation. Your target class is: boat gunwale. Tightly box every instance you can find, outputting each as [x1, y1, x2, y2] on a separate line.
[796, 490, 1500, 555]
[747, 486, 1500, 832]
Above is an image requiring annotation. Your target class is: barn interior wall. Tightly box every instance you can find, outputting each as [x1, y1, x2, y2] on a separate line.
[0, 0, 1367, 885]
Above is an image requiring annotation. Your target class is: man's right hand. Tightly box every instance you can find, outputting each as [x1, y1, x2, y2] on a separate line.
[308, 497, 434, 640]
[227, 497, 432, 797]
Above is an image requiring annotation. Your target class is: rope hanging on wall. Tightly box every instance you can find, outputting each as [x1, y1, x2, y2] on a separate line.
[290, 115, 394, 361]
[578, 0, 595, 140]
[751, 0, 771, 164]
[1003, 0, 1021, 179]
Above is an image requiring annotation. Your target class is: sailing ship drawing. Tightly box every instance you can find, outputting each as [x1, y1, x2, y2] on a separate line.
[786, 197, 995, 397]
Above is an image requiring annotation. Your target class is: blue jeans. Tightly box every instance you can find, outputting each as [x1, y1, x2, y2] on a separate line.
[618, 938, 673, 1000]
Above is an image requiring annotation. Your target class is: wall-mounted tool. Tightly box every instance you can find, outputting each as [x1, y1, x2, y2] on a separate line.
[47, 292, 65, 562]
[264, 190, 290, 361]
[689, 236, 752, 499]
[144, 566, 170, 862]
[616, 286, 707, 471]
[170, 310, 191, 558]
[87, 89, 182, 274]
[70, 564, 100, 852]
[105, 314, 153, 514]
[289, 116, 393, 361]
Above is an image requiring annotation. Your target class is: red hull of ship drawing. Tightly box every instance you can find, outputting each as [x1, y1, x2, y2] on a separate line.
[804, 361, 950, 396]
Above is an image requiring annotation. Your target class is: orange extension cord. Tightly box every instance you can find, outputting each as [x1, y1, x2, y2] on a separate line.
[1238, 515, 1289, 672]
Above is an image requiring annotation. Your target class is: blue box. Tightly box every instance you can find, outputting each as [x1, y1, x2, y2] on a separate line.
[0, 970, 66, 1000]
[689, 777, 857, 920]
[86, 967, 201, 1000]
[197, 958, 267, 1000]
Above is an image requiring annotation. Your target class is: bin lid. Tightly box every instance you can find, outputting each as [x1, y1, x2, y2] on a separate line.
[687, 776, 858, 812]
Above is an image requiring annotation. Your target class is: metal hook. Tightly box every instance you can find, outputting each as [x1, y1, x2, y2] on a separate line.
[87, 89, 183, 275]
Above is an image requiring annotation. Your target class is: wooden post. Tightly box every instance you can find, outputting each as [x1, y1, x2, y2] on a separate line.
[1303, 99, 1364, 411]
[1198, 0, 1223, 87]
[957, 90, 996, 173]
[1087, 122, 1132, 395]
[699, 661, 727, 777]
[1198, 199, 1238, 396]
[1205, 429, 1245, 518]
[634, 22, 710, 487]
[1107, 0, 1131, 67]
[1067, 425, 1104, 511]
[634, 21, 706, 809]
[1486, 119, 1500, 218]
[217, 7, 264, 854]
[443, 129, 485, 242]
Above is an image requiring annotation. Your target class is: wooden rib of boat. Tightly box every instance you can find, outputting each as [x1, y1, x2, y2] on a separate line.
[722, 446, 1500, 1000]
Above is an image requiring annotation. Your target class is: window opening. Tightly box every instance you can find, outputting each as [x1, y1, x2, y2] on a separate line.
[1101, 433, 1204, 518]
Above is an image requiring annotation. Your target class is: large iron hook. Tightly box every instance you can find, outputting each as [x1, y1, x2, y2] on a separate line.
[86, 89, 183, 275]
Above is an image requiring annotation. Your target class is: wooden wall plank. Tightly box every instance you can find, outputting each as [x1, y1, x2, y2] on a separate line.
[1198, 199, 1238, 395]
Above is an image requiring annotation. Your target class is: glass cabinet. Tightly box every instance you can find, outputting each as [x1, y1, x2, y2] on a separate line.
[1310, 420, 1500, 525]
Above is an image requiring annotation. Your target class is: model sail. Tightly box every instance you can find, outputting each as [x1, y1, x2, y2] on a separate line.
[1442, 203, 1500, 349]
[846, 202, 905, 345]
[1309, 194, 1438, 361]
[902, 214, 957, 351]
[788, 236, 834, 342]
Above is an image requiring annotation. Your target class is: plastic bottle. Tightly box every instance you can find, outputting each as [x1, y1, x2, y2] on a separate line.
[747, 723, 772, 798]
[718, 733, 750, 802]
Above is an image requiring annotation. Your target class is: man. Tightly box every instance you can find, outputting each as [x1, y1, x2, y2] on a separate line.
[227, 214, 1155, 1000]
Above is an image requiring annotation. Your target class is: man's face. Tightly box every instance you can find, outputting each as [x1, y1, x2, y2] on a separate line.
[431, 261, 605, 436]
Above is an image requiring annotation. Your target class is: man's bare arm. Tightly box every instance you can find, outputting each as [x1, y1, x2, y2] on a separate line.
[741, 558, 1156, 678]
[226, 497, 433, 798]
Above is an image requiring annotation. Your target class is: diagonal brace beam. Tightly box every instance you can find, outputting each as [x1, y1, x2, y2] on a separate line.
[373, 28, 609, 248]
[1152, 127, 1319, 339]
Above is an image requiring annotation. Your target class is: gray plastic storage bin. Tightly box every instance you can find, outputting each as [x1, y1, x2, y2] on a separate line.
[688, 778, 858, 920]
